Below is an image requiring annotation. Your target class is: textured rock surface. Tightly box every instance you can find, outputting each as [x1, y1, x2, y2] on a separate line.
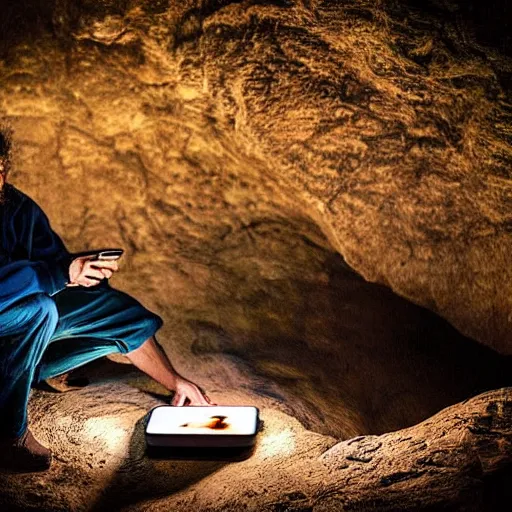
[0, 0, 511, 510]
[316, 388, 512, 512]
[0, 381, 510, 512]
[0, 0, 510, 354]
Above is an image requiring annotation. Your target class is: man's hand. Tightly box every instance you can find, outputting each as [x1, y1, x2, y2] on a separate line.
[125, 337, 215, 407]
[67, 256, 119, 287]
[171, 375, 215, 406]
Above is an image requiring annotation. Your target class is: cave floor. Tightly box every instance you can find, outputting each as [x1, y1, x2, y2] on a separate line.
[0, 267, 510, 512]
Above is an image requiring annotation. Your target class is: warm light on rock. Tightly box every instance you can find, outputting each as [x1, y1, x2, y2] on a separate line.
[259, 429, 296, 459]
[0, 0, 511, 510]
[83, 417, 129, 457]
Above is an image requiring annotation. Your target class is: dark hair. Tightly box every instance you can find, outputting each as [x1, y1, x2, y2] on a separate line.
[0, 131, 11, 156]
[0, 126, 13, 176]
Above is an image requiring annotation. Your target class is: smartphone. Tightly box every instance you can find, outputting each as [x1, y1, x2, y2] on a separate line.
[96, 249, 124, 261]
[72, 248, 124, 261]
[145, 405, 260, 448]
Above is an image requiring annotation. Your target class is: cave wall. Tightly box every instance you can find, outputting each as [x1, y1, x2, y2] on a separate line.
[0, 2, 511, 511]
[0, 0, 511, 357]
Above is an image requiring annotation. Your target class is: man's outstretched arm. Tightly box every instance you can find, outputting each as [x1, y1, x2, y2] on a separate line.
[126, 336, 212, 406]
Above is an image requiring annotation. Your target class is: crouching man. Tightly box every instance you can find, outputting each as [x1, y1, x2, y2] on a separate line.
[0, 131, 210, 472]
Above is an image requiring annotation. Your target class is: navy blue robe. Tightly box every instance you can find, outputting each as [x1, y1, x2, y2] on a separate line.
[0, 184, 162, 437]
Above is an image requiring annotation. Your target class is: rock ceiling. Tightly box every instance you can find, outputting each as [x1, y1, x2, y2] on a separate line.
[0, 1, 511, 510]
[0, 0, 511, 354]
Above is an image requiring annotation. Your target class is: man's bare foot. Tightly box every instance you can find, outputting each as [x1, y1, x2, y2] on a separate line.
[0, 429, 52, 473]
[41, 372, 89, 393]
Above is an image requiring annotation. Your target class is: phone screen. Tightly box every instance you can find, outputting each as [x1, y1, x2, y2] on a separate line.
[73, 248, 124, 260]
[97, 250, 123, 260]
[146, 406, 258, 436]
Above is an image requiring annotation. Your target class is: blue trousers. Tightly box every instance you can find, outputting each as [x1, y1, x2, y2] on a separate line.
[0, 281, 163, 437]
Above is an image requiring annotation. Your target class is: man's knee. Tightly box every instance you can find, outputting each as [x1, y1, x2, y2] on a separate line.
[149, 313, 164, 333]
[143, 314, 164, 346]
[138, 313, 164, 340]
[121, 313, 163, 354]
